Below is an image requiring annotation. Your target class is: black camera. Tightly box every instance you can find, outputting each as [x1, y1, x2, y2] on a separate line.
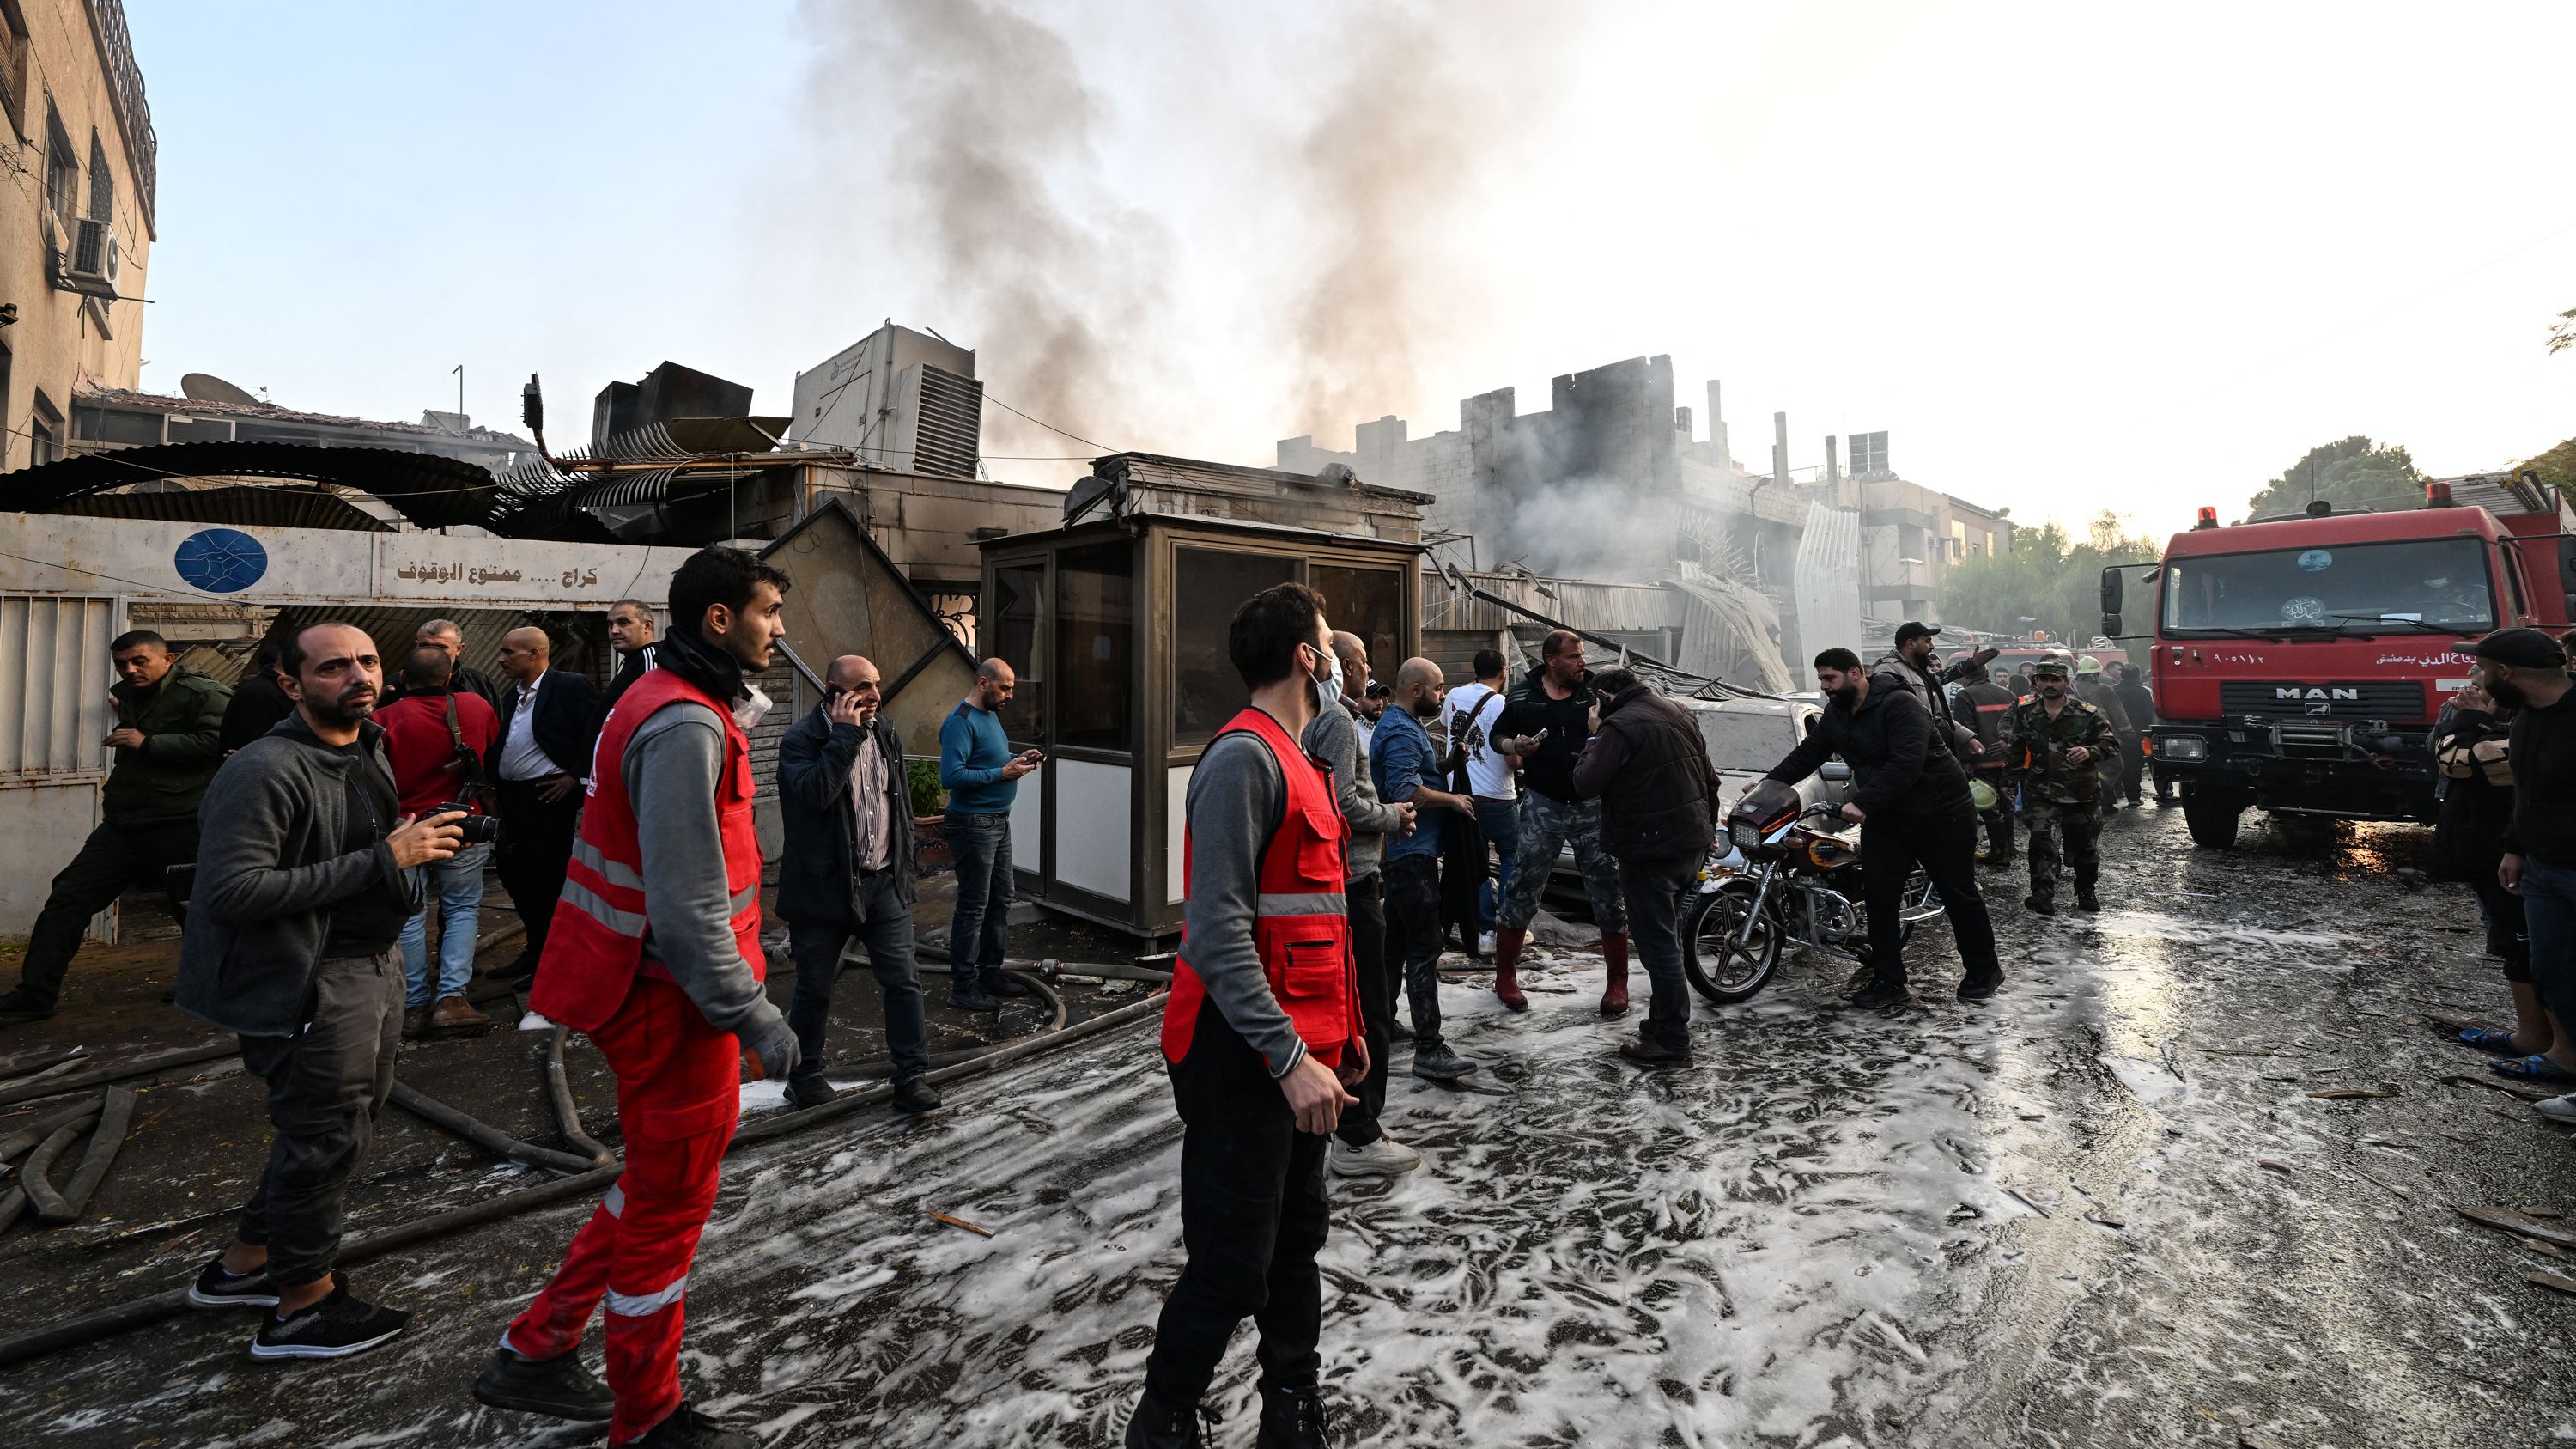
[434, 803, 502, 844]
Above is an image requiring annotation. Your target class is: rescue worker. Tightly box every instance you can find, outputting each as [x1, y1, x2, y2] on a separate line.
[472, 547, 799, 1449]
[1126, 581, 1368, 1448]
[1958, 667, 2020, 867]
[1868, 621, 1996, 761]
[2009, 657, 2119, 916]
[2069, 655, 2136, 814]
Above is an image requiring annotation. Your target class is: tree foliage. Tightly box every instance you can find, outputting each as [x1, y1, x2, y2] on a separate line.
[2518, 435, 2576, 496]
[1937, 510, 2159, 645]
[2549, 306, 2574, 356]
[2238, 436, 2422, 522]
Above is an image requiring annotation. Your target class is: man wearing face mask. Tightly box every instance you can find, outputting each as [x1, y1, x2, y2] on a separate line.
[2477, 628, 2576, 1105]
[1763, 648, 2002, 1008]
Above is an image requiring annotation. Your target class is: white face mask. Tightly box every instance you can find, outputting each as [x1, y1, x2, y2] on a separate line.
[733, 684, 774, 733]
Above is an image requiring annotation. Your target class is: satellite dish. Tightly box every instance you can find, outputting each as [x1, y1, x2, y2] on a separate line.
[180, 373, 262, 406]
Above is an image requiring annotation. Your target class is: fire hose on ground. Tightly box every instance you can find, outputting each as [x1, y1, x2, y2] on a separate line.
[0, 983, 1172, 1368]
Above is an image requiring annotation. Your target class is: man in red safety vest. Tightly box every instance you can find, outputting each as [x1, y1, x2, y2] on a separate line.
[471, 546, 799, 1449]
[1126, 581, 1368, 1449]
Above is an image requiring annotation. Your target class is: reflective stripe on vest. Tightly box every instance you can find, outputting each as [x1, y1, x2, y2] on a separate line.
[1162, 706, 1357, 1072]
[528, 667, 764, 1033]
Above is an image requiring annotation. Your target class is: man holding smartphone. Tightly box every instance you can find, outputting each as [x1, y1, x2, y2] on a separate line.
[939, 658, 1043, 1012]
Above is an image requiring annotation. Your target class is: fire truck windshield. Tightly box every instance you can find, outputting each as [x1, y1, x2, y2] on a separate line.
[2162, 537, 2494, 636]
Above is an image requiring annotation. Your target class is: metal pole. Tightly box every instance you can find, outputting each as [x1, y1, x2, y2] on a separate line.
[452, 363, 464, 417]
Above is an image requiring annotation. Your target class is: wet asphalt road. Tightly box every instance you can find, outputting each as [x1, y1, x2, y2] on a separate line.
[3, 803, 2573, 1447]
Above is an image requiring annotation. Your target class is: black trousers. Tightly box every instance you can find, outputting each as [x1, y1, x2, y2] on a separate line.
[1616, 854, 1697, 1052]
[236, 953, 402, 1288]
[2120, 740, 2148, 805]
[1382, 855, 1447, 1050]
[1861, 806, 2001, 989]
[1334, 875, 1390, 1148]
[495, 778, 580, 961]
[786, 869, 931, 1085]
[15, 818, 198, 1008]
[1971, 767, 2013, 860]
[1144, 1001, 1329, 1407]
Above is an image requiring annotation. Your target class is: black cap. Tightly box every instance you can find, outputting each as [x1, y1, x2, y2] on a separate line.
[1894, 621, 1940, 645]
[2473, 627, 2568, 670]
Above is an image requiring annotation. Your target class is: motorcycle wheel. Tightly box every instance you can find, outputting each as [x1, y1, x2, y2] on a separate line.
[1683, 878, 1783, 1004]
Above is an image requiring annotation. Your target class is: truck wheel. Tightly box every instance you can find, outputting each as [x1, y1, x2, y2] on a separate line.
[2182, 787, 2242, 849]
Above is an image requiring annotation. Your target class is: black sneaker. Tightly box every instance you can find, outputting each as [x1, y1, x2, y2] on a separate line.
[1255, 1382, 1332, 1449]
[1957, 971, 2005, 1002]
[1410, 1043, 1480, 1081]
[2022, 892, 2056, 916]
[632, 1402, 756, 1448]
[986, 971, 1035, 999]
[472, 1345, 615, 1421]
[949, 981, 1001, 1014]
[784, 1074, 841, 1110]
[1848, 979, 1912, 1011]
[1388, 1014, 1413, 1043]
[249, 1275, 410, 1360]
[2075, 889, 2101, 913]
[1125, 1391, 1209, 1449]
[0, 989, 56, 1023]
[1617, 1038, 1696, 1068]
[186, 1257, 278, 1310]
[891, 1076, 944, 1114]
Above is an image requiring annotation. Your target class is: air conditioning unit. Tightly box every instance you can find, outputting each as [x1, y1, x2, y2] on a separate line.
[67, 218, 118, 289]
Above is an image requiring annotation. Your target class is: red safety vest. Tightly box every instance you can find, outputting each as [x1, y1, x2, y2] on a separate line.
[1162, 706, 1357, 1071]
[529, 668, 764, 1033]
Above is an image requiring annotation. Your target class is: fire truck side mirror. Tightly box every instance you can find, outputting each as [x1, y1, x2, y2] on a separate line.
[2100, 568, 2123, 616]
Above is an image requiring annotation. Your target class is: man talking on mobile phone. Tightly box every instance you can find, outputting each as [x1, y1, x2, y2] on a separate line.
[1124, 581, 1367, 1449]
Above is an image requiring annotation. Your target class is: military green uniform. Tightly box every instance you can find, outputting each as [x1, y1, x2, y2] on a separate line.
[2008, 695, 2118, 906]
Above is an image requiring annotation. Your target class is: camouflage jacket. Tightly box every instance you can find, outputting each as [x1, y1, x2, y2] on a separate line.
[2007, 696, 2120, 803]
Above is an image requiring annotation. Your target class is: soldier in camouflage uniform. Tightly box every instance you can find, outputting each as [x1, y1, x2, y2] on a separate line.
[2008, 656, 2119, 916]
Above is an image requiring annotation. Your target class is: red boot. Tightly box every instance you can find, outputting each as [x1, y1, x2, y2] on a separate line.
[1600, 932, 1631, 1017]
[1492, 928, 1530, 1012]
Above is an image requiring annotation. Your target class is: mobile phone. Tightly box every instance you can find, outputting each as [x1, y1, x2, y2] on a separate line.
[1532, 728, 1550, 743]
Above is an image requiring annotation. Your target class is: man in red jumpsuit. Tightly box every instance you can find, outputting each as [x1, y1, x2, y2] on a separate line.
[1125, 581, 1369, 1449]
[471, 547, 800, 1449]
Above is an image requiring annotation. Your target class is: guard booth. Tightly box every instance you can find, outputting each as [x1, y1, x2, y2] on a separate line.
[976, 453, 1429, 937]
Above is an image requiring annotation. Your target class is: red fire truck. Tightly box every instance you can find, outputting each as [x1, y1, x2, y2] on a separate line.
[2102, 473, 2575, 848]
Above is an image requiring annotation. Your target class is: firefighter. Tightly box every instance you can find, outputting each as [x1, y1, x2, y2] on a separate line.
[471, 547, 800, 1449]
[2070, 655, 2137, 814]
[2010, 657, 2119, 916]
[1957, 667, 2020, 866]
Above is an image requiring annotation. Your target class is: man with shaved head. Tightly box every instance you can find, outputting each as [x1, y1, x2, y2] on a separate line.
[489, 625, 601, 983]
[1373, 656, 1481, 1082]
[939, 656, 1043, 1012]
[408, 618, 502, 712]
[775, 654, 938, 1114]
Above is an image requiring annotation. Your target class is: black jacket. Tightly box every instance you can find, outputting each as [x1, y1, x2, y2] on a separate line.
[775, 703, 919, 923]
[1957, 680, 2017, 771]
[490, 668, 602, 780]
[1765, 682, 1971, 821]
[1572, 685, 1719, 861]
[2113, 679, 2154, 732]
[219, 672, 297, 754]
[598, 644, 661, 726]
[2432, 705, 2513, 883]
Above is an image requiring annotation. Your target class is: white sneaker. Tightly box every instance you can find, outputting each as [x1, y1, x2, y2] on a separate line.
[517, 1009, 557, 1033]
[1477, 932, 1497, 955]
[2537, 1092, 2576, 1123]
[1328, 1134, 1423, 1177]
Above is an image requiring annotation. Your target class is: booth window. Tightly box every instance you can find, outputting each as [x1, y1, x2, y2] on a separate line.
[988, 562, 1046, 740]
[1053, 543, 1133, 751]
[1311, 563, 1403, 686]
[1174, 547, 1299, 746]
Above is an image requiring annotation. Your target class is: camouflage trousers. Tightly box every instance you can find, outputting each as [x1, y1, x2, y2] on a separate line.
[2023, 797, 2100, 897]
[1499, 792, 1626, 935]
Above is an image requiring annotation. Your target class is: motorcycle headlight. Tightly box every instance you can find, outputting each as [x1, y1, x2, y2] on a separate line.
[1729, 821, 1762, 849]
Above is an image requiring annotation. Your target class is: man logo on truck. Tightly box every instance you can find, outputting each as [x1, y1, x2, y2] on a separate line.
[2275, 686, 2361, 702]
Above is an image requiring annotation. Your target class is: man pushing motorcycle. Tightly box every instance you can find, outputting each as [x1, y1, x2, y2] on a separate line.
[1761, 648, 2005, 1007]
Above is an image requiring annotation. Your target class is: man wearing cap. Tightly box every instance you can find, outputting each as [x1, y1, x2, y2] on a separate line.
[2070, 656, 2137, 813]
[2478, 628, 2576, 1104]
[2006, 656, 2119, 916]
[1871, 624, 1996, 763]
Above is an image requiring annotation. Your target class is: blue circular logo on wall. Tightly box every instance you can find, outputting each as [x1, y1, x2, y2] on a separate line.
[173, 528, 270, 594]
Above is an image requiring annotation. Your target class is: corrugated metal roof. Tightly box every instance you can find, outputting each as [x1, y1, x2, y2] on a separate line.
[49, 484, 394, 533]
[0, 442, 500, 529]
[1100, 451, 1437, 506]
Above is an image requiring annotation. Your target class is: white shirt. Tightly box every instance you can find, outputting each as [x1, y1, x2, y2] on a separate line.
[1445, 680, 1516, 801]
[497, 674, 555, 781]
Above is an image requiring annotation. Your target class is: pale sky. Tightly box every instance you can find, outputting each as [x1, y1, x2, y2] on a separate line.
[129, 1, 2573, 536]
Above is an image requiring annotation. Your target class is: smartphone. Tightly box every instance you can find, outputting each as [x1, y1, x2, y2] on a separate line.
[1531, 728, 1551, 744]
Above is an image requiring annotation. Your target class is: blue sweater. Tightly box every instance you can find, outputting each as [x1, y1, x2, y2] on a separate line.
[939, 700, 1018, 814]
[1371, 707, 1443, 862]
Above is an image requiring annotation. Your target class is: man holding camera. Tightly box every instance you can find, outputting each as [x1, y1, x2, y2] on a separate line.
[174, 621, 461, 1359]
[474, 547, 798, 1449]
[376, 645, 502, 1039]
[776, 654, 939, 1114]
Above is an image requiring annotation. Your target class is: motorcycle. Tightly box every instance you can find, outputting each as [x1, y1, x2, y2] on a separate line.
[1681, 777, 1944, 1004]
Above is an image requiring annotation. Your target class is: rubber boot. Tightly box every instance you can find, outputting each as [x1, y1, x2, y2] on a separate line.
[1492, 927, 1530, 1012]
[1599, 932, 1631, 1017]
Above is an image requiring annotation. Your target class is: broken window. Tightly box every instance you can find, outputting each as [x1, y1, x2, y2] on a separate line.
[1174, 547, 1297, 747]
[1053, 543, 1133, 752]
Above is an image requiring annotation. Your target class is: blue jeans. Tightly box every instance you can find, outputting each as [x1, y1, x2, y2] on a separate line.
[1474, 797, 1521, 935]
[943, 811, 1014, 984]
[398, 840, 492, 1007]
[2522, 857, 2576, 1040]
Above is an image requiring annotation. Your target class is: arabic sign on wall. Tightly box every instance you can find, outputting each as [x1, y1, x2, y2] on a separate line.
[0, 514, 683, 608]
